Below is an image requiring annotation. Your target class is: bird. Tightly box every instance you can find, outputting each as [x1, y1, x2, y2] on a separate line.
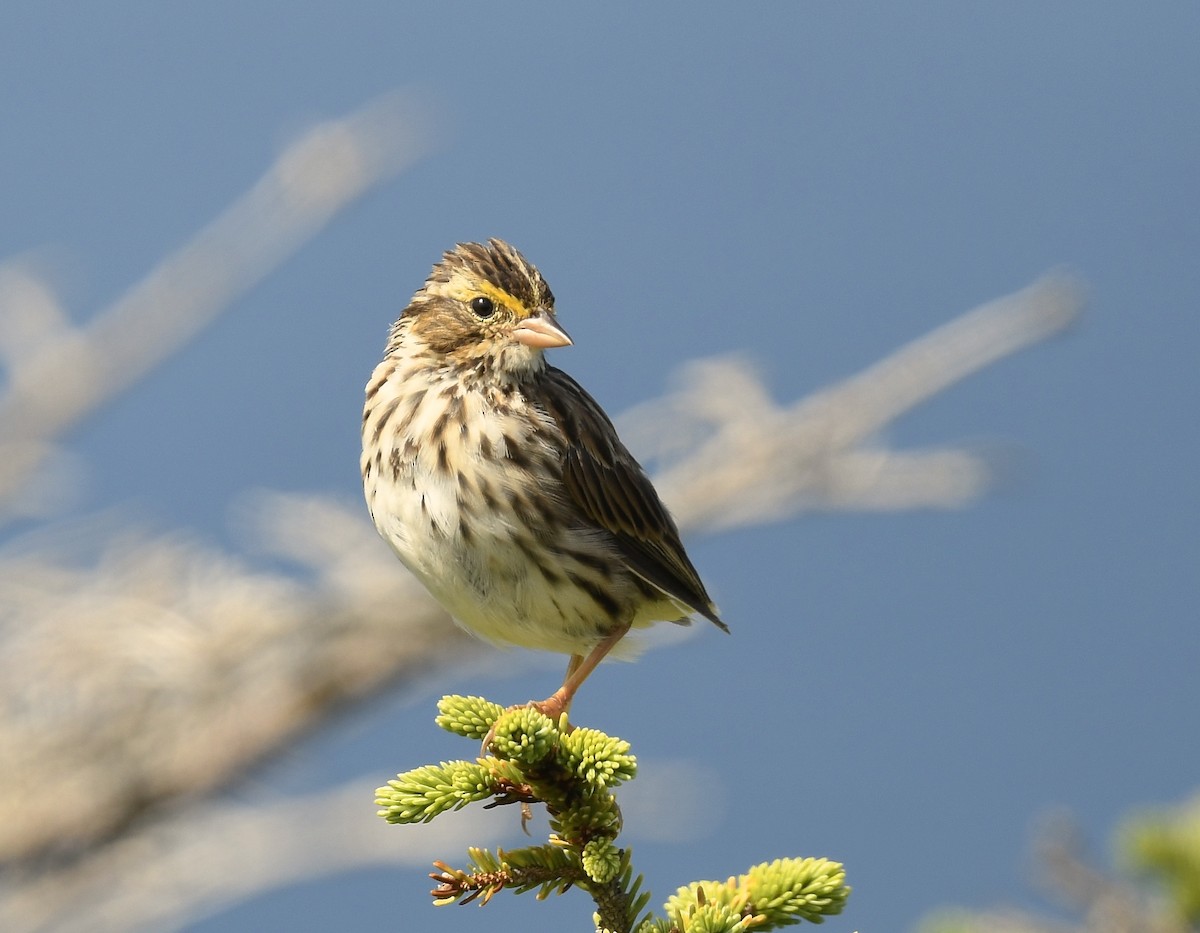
[361, 239, 726, 724]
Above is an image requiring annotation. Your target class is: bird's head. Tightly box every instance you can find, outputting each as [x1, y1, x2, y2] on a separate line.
[393, 239, 572, 376]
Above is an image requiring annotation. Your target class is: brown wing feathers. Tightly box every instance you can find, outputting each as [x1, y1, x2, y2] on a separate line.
[542, 368, 727, 631]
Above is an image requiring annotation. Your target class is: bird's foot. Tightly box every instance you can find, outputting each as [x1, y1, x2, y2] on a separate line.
[527, 692, 570, 723]
[480, 692, 574, 756]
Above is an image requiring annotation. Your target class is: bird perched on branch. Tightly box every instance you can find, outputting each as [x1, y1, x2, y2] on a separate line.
[362, 239, 725, 723]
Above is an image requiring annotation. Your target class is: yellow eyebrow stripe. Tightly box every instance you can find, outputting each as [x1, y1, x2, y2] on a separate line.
[444, 275, 530, 317]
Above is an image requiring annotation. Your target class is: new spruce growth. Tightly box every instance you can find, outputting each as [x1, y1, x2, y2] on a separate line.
[375, 695, 850, 932]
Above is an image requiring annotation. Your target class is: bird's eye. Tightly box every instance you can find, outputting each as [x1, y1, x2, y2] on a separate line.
[470, 296, 495, 318]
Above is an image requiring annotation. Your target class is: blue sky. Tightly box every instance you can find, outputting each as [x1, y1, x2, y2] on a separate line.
[2, 3, 1197, 931]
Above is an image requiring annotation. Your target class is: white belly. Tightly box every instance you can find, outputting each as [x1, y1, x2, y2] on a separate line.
[368, 469, 630, 655]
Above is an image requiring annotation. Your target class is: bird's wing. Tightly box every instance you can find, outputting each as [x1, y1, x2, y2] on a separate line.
[540, 368, 727, 630]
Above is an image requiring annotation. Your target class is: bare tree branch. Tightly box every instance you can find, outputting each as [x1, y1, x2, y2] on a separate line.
[0, 90, 437, 522]
[630, 275, 1081, 531]
[0, 781, 506, 933]
[917, 814, 1191, 933]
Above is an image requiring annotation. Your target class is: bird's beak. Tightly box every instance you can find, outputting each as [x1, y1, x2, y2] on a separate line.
[514, 310, 573, 349]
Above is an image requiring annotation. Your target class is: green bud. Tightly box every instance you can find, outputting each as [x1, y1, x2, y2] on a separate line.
[435, 694, 505, 739]
[375, 761, 493, 824]
[490, 707, 556, 764]
[559, 727, 637, 788]
[582, 838, 622, 884]
[743, 857, 850, 923]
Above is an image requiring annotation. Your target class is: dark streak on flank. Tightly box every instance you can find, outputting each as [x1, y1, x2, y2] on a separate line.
[504, 434, 531, 470]
[405, 386, 428, 416]
[364, 364, 393, 403]
[371, 396, 402, 443]
[563, 547, 612, 575]
[568, 570, 622, 619]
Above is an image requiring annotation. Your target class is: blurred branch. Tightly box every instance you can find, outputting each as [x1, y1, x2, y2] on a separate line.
[919, 811, 1194, 933]
[627, 274, 1081, 531]
[1119, 793, 1200, 927]
[0, 90, 437, 522]
[0, 496, 466, 870]
[0, 780, 506, 933]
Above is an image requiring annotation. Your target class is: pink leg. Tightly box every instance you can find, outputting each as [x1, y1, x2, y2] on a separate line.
[481, 625, 632, 754]
[534, 622, 632, 721]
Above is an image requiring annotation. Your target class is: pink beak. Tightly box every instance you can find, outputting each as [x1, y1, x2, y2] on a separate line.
[514, 311, 573, 349]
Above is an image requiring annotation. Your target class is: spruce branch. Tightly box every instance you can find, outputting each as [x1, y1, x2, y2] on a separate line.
[1120, 792, 1200, 926]
[376, 695, 850, 932]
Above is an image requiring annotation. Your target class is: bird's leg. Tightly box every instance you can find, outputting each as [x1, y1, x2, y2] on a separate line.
[481, 624, 631, 755]
[533, 622, 632, 722]
[480, 654, 587, 755]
